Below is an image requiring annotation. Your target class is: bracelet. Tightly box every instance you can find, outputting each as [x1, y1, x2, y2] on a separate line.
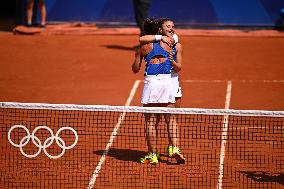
[154, 35, 162, 41]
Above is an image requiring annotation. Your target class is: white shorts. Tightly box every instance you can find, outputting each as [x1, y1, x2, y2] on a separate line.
[171, 72, 182, 98]
[141, 74, 176, 104]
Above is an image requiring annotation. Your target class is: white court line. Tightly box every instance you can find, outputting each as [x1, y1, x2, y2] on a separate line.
[183, 79, 284, 83]
[183, 79, 225, 83]
[239, 80, 284, 83]
[87, 80, 141, 189]
[217, 80, 232, 189]
[139, 79, 284, 83]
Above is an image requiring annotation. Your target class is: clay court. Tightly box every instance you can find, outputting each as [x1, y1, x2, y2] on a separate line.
[0, 26, 284, 188]
[1, 27, 284, 109]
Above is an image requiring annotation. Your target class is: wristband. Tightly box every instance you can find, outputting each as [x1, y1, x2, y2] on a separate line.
[154, 35, 162, 41]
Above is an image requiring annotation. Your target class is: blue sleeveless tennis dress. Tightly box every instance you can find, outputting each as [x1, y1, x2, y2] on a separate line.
[141, 42, 176, 104]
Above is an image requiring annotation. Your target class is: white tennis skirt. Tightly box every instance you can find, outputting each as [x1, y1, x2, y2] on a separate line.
[171, 72, 182, 98]
[141, 74, 176, 104]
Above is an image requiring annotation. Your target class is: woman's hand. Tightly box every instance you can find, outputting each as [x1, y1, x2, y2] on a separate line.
[168, 51, 175, 63]
[161, 36, 174, 47]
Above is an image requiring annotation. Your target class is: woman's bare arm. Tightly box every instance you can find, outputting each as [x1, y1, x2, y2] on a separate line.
[139, 35, 175, 46]
[132, 46, 142, 73]
[169, 43, 182, 72]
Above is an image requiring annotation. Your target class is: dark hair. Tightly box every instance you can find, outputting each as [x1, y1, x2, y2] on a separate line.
[157, 18, 174, 28]
[142, 18, 159, 35]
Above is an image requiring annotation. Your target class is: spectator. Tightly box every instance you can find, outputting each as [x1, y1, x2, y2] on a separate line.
[133, 0, 151, 36]
[26, 0, 46, 27]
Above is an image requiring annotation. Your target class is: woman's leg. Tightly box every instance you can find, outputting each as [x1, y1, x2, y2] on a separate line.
[26, 0, 34, 26]
[140, 104, 160, 164]
[144, 112, 158, 153]
[164, 103, 179, 147]
[175, 97, 181, 108]
[164, 103, 185, 164]
[39, 1, 46, 26]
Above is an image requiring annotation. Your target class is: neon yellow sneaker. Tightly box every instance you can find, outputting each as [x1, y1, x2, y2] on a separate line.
[168, 146, 186, 164]
[140, 153, 159, 164]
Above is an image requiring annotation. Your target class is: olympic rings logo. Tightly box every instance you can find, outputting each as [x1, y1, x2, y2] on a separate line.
[8, 125, 78, 159]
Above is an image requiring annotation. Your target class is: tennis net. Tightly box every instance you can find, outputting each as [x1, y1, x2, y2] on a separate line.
[0, 102, 283, 189]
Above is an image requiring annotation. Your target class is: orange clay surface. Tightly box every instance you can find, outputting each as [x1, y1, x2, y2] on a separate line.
[0, 28, 284, 189]
[1, 29, 284, 110]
